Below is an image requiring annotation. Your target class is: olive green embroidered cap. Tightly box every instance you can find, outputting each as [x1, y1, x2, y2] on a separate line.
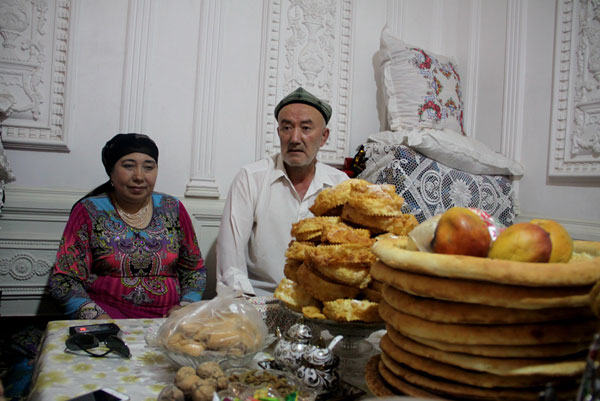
[274, 87, 332, 124]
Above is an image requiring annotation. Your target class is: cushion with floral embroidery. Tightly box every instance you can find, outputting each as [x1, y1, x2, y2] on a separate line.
[379, 26, 465, 135]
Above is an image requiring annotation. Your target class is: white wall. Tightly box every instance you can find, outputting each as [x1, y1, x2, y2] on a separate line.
[1, 0, 598, 316]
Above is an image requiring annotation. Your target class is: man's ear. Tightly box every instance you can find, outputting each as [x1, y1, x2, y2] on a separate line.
[320, 127, 330, 147]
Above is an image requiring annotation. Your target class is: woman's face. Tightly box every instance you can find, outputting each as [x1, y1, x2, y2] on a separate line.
[110, 152, 157, 206]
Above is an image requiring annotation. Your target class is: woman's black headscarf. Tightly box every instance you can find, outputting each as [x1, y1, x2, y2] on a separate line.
[79, 133, 159, 203]
[101, 133, 159, 176]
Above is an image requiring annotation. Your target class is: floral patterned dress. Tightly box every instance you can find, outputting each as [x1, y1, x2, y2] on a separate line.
[49, 192, 206, 319]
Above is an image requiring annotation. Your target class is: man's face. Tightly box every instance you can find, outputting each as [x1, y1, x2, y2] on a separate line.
[277, 103, 329, 168]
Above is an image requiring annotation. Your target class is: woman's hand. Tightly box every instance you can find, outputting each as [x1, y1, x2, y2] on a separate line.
[164, 305, 182, 317]
[96, 313, 111, 320]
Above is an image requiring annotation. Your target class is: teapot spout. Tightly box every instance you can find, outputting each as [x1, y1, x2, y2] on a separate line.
[328, 335, 344, 351]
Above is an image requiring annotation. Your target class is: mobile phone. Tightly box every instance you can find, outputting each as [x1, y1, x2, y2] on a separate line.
[69, 323, 120, 341]
[68, 387, 129, 401]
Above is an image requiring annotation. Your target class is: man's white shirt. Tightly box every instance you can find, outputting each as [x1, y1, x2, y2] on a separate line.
[216, 154, 349, 296]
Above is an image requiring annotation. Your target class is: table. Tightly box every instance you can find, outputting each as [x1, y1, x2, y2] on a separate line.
[27, 299, 382, 401]
[28, 318, 174, 401]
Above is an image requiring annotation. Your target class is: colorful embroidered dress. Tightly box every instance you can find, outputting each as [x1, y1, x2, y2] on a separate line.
[49, 193, 206, 319]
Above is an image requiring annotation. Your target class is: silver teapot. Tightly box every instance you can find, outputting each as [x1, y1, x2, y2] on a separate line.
[273, 321, 313, 371]
[296, 335, 344, 396]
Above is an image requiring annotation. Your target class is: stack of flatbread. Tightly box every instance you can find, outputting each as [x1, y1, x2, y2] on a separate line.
[273, 179, 418, 323]
[366, 235, 600, 400]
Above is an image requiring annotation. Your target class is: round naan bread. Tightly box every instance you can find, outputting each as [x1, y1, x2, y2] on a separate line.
[372, 237, 600, 287]
[382, 283, 594, 324]
[380, 300, 599, 346]
[371, 261, 590, 309]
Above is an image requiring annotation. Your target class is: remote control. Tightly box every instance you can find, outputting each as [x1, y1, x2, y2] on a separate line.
[69, 323, 120, 341]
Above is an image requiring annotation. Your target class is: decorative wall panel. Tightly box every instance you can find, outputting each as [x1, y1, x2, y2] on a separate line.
[549, 0, 600, 179]
[257, 0, 354, 165]
[0, 0, 71, 151]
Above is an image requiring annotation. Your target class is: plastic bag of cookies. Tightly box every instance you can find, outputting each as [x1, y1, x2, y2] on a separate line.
[148, 284, 273, 368]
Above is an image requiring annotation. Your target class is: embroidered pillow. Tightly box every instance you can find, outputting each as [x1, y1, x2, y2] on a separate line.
[379, 27, 466, 135]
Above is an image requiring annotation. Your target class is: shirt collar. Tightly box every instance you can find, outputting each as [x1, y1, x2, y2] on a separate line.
[270, 154, 288, 184]
[270, 153, 335, 192]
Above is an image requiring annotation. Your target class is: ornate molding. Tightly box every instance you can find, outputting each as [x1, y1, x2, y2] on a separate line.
[549, 0, 600, 179]
[0, 0, 71, 151]
[0, 253, 52, 281]
[0, 285, 48, 295]
[185, 0, 222, 198]
[0, 239, 59, 249]
[257, 0, 354, 166]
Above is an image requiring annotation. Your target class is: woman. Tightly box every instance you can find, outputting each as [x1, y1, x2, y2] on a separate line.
[49, 133, 206, 319]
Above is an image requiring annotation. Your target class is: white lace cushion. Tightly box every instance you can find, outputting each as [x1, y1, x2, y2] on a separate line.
[367, 129, 524, 177]
[380, 27, 465, 135]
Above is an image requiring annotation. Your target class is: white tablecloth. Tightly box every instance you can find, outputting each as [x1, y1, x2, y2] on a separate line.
[28, 318, 173, 401]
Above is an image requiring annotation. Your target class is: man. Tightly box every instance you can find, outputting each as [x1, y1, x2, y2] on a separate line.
[216, 87, 349, 296]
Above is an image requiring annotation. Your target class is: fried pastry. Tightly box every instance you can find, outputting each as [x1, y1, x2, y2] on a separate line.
[361, 286, 383, 302]
[320, 221, 373, 245]
[322, 298, 382, 322]
[296, 262, 360, 301]
[309, 179, 370, 216]
[346, 183, 405, 217]
[273, 277, 320, 312]
[302, 305, 326, 320]
[309, 243, 376, 266]
[312, 262, 371, 288]
[285, 241, 316, 260]
[342, 203, 418, 235]
[294, 230, 322, 243]
[283, 259, 301, 282]
[291, 216, 341, 237]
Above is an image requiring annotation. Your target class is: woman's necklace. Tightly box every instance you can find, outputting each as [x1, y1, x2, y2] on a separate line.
[114, 197, 153, 229]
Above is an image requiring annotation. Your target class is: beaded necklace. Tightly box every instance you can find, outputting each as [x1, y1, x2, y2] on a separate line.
[114, 197, 152, 229]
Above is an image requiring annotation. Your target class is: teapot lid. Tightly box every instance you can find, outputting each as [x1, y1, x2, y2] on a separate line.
[285, 321, 312, 341]
[303, 335, 343, 368]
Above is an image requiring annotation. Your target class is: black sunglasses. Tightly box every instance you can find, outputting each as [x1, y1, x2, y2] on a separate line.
[65, 333, 131, 358]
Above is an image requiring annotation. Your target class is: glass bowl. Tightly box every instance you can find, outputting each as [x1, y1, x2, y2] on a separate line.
[145, 320, 276, 369]
[224, 368, 317, 401]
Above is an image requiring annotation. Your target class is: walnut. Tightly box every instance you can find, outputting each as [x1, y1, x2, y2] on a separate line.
[190, 384, 214, 401]
[174, 366, 196, 384]
[196, 361, 224, 380]
[157, 385, 184, 401]
[175, 374, 201, 396]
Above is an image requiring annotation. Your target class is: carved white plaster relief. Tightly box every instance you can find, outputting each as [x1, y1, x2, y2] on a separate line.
[549, 0, 600, 179]
[0, 0, 70, 151]
[257, 0, 354, 165]
[0, 253, 51, 280]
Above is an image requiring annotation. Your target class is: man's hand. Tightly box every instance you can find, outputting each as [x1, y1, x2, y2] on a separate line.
[96, 313, 111, 320]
